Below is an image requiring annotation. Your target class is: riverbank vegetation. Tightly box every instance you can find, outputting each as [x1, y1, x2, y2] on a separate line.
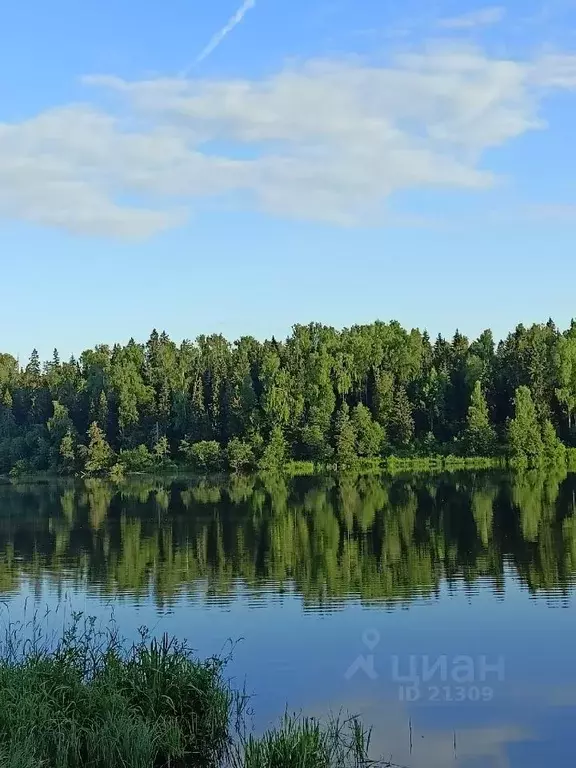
[2, 318, 576, 477]
[0, 615, 380, 767]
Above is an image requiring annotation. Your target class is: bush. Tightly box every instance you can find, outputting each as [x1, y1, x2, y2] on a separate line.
[226, 439, 255, 473]
[8, 459, 32, 478]
[108, 462, 126, 481]
[119, 445, 154, 473]
[181, 440, 223, 473]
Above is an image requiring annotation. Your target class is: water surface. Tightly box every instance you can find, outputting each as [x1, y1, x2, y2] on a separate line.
[1, 470, 575, 767]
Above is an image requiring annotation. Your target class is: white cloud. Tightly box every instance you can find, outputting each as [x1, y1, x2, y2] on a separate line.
[1, 44, 576, 238]
[438, 6, 506, 29]
[530, 53, 576, 87]
[0, 106, 186, 238]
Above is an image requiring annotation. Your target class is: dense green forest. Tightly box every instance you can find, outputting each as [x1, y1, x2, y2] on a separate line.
[2, 319, 576, 476]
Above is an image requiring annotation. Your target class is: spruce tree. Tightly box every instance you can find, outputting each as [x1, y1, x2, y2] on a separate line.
[462, 381, 496, 455]
[508, 386, 543, 467]
[84, 421, 114, 475]
[541, 419, 566, 466]
[153, 436, 170, 466]
[25, 349, 41, 384]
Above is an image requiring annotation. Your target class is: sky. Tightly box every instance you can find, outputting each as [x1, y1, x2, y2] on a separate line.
[1, 0, 576, 362]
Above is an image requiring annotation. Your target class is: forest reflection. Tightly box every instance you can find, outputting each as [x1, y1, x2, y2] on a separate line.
[1, 470, 575, 609]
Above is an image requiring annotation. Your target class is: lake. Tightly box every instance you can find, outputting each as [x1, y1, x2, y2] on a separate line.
[1, 470, 575, 767]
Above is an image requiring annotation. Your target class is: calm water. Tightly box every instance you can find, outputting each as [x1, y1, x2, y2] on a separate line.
[1, 470, 576, 767]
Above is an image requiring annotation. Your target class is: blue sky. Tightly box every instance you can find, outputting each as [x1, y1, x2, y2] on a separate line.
[1, 0, 576, 362]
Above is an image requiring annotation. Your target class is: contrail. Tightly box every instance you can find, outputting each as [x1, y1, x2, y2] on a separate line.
[183, 0, 255, 74]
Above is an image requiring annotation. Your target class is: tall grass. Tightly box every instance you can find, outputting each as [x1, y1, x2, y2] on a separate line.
[0, 612, 390, 768]
[234, 713, 386, 768]
[0, 613, 234, 768]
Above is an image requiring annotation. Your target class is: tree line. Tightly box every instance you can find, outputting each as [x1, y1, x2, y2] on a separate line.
[1, 318, 576, 475]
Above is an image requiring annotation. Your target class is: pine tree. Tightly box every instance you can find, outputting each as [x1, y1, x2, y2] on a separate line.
[462, 381, 496, 455]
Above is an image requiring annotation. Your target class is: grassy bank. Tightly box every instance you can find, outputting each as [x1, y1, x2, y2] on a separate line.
[285, 455, 505, 475]
[0, 616, 385, 768]
[2, 454, 512, 485]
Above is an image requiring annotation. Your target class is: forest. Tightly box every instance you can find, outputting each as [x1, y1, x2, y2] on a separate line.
[1, 318, 576, 476]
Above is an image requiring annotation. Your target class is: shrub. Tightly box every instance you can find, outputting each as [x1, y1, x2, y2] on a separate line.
[119, 445, 154, 473]
[226, 439, 255, 473]
[181, 440, 223, 473]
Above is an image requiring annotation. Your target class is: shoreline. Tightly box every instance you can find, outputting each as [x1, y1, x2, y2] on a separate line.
[0, 454, 511, 484]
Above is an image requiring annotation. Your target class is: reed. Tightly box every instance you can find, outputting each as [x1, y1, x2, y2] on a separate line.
[0, 614, 233, 767]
